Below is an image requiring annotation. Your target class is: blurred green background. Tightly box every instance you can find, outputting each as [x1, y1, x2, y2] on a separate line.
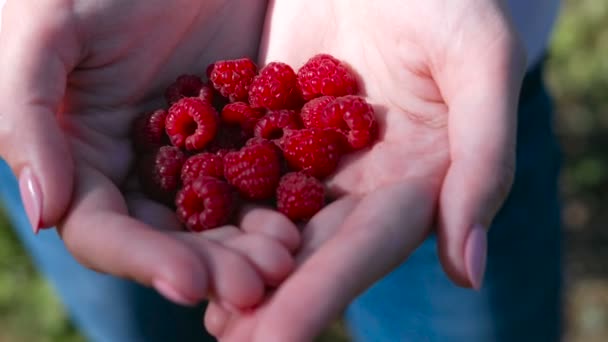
[1, 0, 608, 341]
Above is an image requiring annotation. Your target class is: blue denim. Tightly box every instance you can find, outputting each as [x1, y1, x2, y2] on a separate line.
[0, 63, 561, 342]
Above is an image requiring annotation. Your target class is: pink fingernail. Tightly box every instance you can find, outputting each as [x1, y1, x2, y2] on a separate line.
[19, 167, 42, 234]
[465, 224, 487, 291]
[153, 279, 199, 306]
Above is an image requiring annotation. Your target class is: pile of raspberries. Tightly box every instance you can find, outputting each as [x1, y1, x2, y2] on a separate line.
[132, 54, 378, 231]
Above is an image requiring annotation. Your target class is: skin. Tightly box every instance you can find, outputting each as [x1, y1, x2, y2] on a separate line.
[204, 0, 527, 341]
[0, 0, 301, 310]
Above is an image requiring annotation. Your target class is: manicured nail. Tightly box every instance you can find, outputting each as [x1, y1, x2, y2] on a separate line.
[153, 279, 199, 306]
[464, 224, 487, 291]
[19, 167, 42, 234]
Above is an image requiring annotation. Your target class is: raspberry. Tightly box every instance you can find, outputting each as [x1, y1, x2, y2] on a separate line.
[138, 146, 187, 202]
[221, 102, 266, 134]
[181, 153, 224, 185]
[224, 141, 281, 200]
[198, 84, 214, 105]
[175, 177, 236, 231]
[166, 97, 218, 151]
[206, 124, 250, 157]
[297, 54, 358, 101]
[132, 109, 169, 151]
[281, 128, 343, 179]
[276, 172, 325, 221]
[165, 75, 213, 105]
[254, 110, 300, 143]
[249, 62, 302, 110]
[209, 58, 258, 102]
[322, 95, 377, 150]
[300, 96, 335, 129]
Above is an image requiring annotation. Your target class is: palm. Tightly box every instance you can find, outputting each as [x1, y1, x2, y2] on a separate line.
[66, 0, 265, 186]
[206, 0, 525, 340]
[1, 0, 299, 309]
[259, 1, 468, 197]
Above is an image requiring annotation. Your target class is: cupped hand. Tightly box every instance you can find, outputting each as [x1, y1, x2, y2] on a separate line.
[205, 0, 527, 340]
[0, 0, 299, 309]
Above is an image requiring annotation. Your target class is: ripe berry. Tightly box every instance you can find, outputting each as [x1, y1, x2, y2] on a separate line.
[276, 172, 325, 221]
[206, 124, 250, 157]
[249, 62, 302, 110]
[165, 74, 213, 105]
[181, 153, 224, 185]
[138, 146, 187, 202]
[175, 177, 236, 231]
[166, 97, 218, 151]
[209, 58, 258, 102]
[297, 54, 358, 101]
[254, 110, 300, 143]
[224, 140, 281, 200]
[281, 128, 343, 179]
[322, 95, 378, 150]
[221, 102, 266, 134]
[132, 109, 169, 152]
[300, 96, 335, 129]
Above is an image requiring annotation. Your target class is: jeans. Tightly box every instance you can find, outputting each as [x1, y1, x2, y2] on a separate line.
[0, 62, 562, 342]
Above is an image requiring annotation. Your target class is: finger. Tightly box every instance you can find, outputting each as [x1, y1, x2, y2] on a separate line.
[125, 194, 183, 231]
[203, 198, 360, 340]
[204, 301, 232, 338]
[0, 2, 80, 232]
[199, 226, 243, 241]
[436, 28, 527, 288]
[252, 181, 435, 342]
[222, 234, 295, 287]
[173, 234, 265, 310]
[297, 196, 360, 263]
[59, 164, 209, 306]
[239, 205, 301, 252]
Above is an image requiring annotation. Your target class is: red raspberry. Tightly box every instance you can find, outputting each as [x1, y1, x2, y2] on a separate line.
[166, 98, 218, 151]
[281, 128, 343, 179]
[221, 102, 266, 134]
[224, 141, 281, 200]
[165, 75, 213, 105]
[198, 84, 214, 105]
[322, 95, 378, 150]
[249, 62, 302, 110]
[132, 109, 169, 151]
[138, 146, 187, 202]
[276, 172, 325, 221]
[300, 96, 335, 129]
[206, 124, 250, 157]
[181, 153, 224, 185]
[209, 58, 258, 102]
[297, 54, 358, 101]
[254, 110, 300, 143]
[175, 177, 236, 231]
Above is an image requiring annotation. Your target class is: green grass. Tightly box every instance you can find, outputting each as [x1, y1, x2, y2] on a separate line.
[0, 206, 84, 342]
[1, 0, 608, 340]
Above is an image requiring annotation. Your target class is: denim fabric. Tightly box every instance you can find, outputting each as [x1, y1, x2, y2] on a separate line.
[0, 63, 561, 342]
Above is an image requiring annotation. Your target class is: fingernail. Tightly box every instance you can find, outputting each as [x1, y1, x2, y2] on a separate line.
[153, 279, 199, 306]
[465, 224, 487, 291]
[19, 167, 42, 234]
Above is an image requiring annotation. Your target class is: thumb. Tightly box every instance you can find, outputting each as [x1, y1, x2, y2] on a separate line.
[436, 31, 527, 289]
[0, 2, 80, 232]
[252, 181, 435, 342]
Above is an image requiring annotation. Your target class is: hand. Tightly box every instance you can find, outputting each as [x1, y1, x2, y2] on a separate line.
[0, 0, 299, 309]
[204, 0, 527, 340]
